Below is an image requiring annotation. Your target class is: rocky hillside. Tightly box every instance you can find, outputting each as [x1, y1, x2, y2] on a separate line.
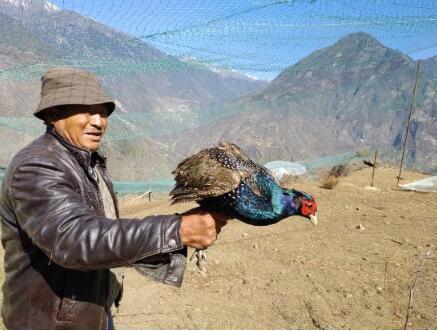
[0, 0, 265, 115]
[171, 33, 436, 174]
[0, 0, 266, 178]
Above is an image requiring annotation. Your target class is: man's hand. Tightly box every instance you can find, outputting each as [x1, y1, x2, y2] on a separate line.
[180, 208, 230, 249]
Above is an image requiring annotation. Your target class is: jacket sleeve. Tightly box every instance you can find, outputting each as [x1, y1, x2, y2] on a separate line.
[6, 156, 185, 272]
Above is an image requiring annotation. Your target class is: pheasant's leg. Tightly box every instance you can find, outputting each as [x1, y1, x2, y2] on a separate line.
[190, 248, 207, 272]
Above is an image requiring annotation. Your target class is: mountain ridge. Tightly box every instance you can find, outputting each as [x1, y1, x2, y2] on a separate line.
[169, 32, 436, 174]
[0, 2, 435, 178]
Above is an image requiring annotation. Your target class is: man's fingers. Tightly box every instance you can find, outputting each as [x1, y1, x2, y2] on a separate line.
[180, 210, 231, 248]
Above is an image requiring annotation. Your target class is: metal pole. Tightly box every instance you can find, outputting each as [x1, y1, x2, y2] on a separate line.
[371, 149, 377, 187]
[397, 61, 421, 186]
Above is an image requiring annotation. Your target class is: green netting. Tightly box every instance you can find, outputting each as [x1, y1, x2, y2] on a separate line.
[2, 1, 437, 79]
[0, 166, 5, 180]
[114, 179, 175, 196]
[0, 116, 44, 135]
[0, 59, 206, 81]
[84, 151, 370, 195]
[298, 151, 368, 172]
[0, 151, 370, 194]
[0, 0, 436, 194]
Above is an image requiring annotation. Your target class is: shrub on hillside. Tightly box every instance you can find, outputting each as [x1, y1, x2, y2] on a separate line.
[329, 163, 350, 178]
[319, 175, 340, 189]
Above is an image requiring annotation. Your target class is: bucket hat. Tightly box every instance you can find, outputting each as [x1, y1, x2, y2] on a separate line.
[34, 67, 115, 120]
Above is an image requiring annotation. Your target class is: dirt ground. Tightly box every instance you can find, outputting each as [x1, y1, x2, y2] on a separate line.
[0, 166, 436, 329]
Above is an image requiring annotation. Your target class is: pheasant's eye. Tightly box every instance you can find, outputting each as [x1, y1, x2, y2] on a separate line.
[308, 203, 312, 208]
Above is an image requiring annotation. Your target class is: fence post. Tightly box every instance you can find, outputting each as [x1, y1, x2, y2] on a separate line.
[397, 61, 421, 186]
[371, 149, 377, 187]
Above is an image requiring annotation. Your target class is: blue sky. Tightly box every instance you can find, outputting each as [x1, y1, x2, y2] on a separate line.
[50, 0, 437, 80]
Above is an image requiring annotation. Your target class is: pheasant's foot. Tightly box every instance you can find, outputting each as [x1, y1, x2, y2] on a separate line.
[190, 248, 207, 275]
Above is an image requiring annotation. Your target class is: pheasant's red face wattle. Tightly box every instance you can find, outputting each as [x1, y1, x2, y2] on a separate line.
[301, 199, 318, 225]
[301, 200, 317, 215]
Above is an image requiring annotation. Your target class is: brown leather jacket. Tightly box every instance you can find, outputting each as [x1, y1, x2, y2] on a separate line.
[0, 129, 187, 329]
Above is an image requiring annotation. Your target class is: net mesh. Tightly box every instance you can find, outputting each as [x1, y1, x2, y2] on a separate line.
[1, 0, 436, 193]
[2, 1, 437, 78]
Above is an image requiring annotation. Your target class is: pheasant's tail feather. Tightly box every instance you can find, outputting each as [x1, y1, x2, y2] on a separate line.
[169, 184, 192, 196]
[170, 190, 198, 201]
[170, 184, 234, 205]
[170, 196, 199, 204]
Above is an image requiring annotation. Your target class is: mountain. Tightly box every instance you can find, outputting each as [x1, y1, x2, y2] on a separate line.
[422, 56, 437, 84]
[1, 1, 435, 178]
[0, 0, 266, 179]
[170, 33, 437, 173]
[0, 0, 266, 115]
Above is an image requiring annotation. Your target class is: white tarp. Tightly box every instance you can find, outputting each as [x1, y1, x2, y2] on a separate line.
[399, 176, 437, 192]
[264, 161, 307, 181]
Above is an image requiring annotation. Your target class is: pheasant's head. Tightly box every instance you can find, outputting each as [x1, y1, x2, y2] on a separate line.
[288, 190, 318, 226]
[300, 196, 318, 226]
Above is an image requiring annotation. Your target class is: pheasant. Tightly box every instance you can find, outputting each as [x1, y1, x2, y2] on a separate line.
[170, 141, 318, 270]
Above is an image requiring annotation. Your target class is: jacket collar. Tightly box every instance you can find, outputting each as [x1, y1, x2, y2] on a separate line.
[46, 126, 107, 169]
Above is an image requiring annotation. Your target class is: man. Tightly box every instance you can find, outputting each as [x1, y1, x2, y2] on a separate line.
[0, 67, 228, 329]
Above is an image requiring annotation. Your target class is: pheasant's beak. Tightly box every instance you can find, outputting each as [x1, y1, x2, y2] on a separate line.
[309, 213, 318, 226]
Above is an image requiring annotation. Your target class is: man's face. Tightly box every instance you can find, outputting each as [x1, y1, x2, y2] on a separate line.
[47, 104, 109, 151]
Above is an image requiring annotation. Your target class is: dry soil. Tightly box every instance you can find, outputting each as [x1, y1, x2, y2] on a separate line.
[0, 167, 436, 329]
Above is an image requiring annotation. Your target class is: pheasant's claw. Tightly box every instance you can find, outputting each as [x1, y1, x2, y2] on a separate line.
[190, 248, 207, 274]
[198, 249, 207, 261]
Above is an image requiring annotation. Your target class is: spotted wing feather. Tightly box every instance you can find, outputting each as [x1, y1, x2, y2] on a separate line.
[170, 149, 245, 204]
[214, 141, 275, 196]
